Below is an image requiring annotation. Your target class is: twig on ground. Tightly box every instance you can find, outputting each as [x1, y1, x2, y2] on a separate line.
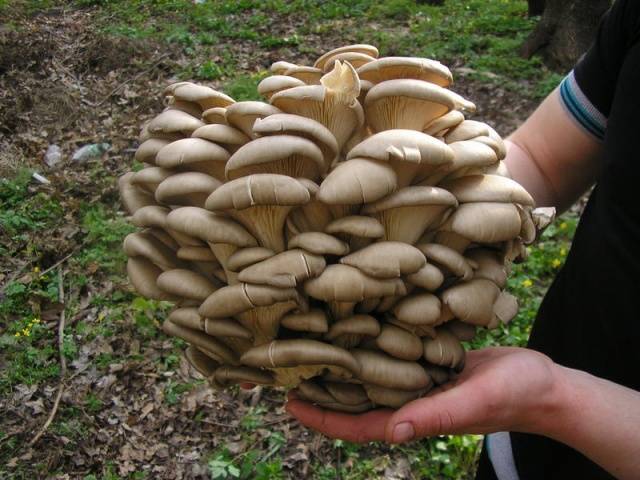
[38, 252, 74, 278]
[89, 53, 170, 107]
[28, 268, 67, 447]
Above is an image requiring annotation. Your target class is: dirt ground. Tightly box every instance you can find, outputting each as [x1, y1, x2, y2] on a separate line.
[0, 5, 540, 479]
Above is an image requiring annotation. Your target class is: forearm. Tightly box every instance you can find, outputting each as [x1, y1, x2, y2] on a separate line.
[529, 364, 640, 479]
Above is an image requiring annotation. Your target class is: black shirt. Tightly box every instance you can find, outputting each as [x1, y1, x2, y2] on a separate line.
[507, 0, 640, 478]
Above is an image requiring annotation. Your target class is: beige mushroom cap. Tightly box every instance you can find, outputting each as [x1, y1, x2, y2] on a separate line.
[226, 247, 275, 272]
[318, 158, 397, 205]
[127, 257, 177, 301]
[130, 167, 174, 194]
[340, 241, 426, 279]
[405, 263, 444, 291]
[465, 248, 507, 288]
[442, 174, 534, 206]
[191, 124, 250, 152]
[157, 269, 217, 301]
[202, 107, 228, 125]
[364, 79, 459, 132]
[214, 366, 275, 387]
[357, 56, 453, 87]
[323, 51, 376, 72]
[284, 65, 324, 84]
[155, 137, 230, 180]
[118, 172, 156, 215]
[169, 83, 235, 110]
[423, 328, 465, 371]
[163, 319, 239, 365]
[175, 245, 217, 262]
[281, 309, 329, 333]
[376, 324, 423, 361]
[199, 282, 300, 319]
[444, 119, 490, 143]
[314, 44, 379, 69]
[304, 264, 406, 303]
[392, 292, 442, 326]
[154, 172, 221, 208]
[325, 215, 385, 239]
[225, 135, 325, 180]
[238, 249, 326, 288]
[166, 207, 257, 247]
[417, 243, 474, 280]
[123, 231, 183, 271]
[423, 110, 466, 137]
[442, 278, 501, 326]
[148, 109, 204, 136]
[253, 113, 339, 167]
[351, 349, 431, 390]
[135, 138, 171, 165]
[257, 75, 306, 100]
[444, 202, 522, 243]
[225, 101, 282, 138]
[325, 314, 381, 348]
[287, 232, 350, 256]
[205, 174, 310, 211]
[270, 60, 298, 75]
[185, 345, 219, 378]
[364, 383, 429, 408]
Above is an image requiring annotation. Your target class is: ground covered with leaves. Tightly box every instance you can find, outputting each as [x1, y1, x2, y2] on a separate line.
[0, 1, 578, 478]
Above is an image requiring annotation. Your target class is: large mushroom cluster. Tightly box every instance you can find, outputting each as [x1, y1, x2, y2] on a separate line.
[119, 45, 554, 411]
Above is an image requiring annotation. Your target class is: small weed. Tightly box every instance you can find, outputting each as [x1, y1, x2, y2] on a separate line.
[164, 379, 194, 405]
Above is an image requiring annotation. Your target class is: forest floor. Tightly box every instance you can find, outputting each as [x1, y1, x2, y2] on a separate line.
[0, 1, 578, 479]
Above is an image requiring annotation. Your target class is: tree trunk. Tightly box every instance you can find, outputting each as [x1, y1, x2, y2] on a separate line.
[527, 0, 546, 17]
[521, 0, 611, 70]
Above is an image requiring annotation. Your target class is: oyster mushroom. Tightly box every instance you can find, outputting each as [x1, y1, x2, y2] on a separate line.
[202, 107, 228, 125]
[191, 124, 250, 154]
[357, 56, 452, 87]
[347, 129, 454, 187]
[281, 309, 329, 333]
[325, 314, 381, 348]
[154, 172, 221, 208]
[155, 137, 230, 180]
[441, 278, 501, 327]
[166, 82, 235, 110]
[423, 328, 465, 372]
[361, 186, 458, 244]
[364, 384, 429, 409]
[375, 324, 423, 361]
[156, 269, 217, 301]
[126, 257, 177, 301]
[130, 167, 174, 194]
[135, 138, 171, 165]
[270, 61, 364, 149]
[163, 319, 239, 365]
[224, 101, 282, 138]
[416, 243, 474, 281]
[147, 109, 204, 137]
[226, 247, 275, 273]
[340, 241, 426, 279]
[238, 249, 326, 288]
[123, 231, 184, 271]
[284, 65, 323, 84]
[314, 44, 379, 70]
[287, 232, 350, 257]
[392, 292, 442, 327]
[118, 172, 156, 215]
[258, 75, 306, 100]
[423, 110, 465, 137]
[214, 366, 274, 387]
[351, 349, 432, 391]
[325, 215, 385, 251]
[204, 174, 310, 252]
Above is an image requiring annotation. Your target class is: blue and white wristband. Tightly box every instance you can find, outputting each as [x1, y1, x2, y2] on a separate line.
[558, 70, 607, 141]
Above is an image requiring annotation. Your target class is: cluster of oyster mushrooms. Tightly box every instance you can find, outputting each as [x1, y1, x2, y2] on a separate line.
[119, 45, 554, 412]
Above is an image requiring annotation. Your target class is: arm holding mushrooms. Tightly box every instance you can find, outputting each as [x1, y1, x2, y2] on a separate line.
[286, 347, 640, 480]
[504, 88, 602, 212]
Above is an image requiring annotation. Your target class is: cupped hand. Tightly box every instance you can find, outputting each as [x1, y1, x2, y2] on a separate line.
[285, 346, 561, 444]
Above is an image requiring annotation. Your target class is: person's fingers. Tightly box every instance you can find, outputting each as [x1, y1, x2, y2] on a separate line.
[385, 380, 498, 443]
[286, 399, 393, 443]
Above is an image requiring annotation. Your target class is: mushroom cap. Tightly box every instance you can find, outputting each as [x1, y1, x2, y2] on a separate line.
[270, 60, 298, 75]
[442, 174, 534, 206]
[226, 247, 275, 272]
[351, 349, 431, 390]
[225, 101, 282, 138]
[287, 232, 350, 256]
[123, 231, 183, 271]
[347, 129, 454, 167]
[163, 319, 238, 365]
[253, 113, 339, 166]
[155, 138, 230, 179]
[376, 324, 423, 361]
[281, 309, 329, 333]
[225, 135, 325, 180]
[364, 383, 429, 408]
[191, 124, 250, 150]
[214, 366, 274, 386]
[205, 174, 310, 211]
[318, 158, 397, 205]
[423, 328, 465, 371]
[444, 119, 490, 143]
[118, 172, 156, 215]
[127, 257, 176, 301]
[238, 248, 326, 288]
[416, 243, 474, 280]
[169, 82, 235, 110]
[364, 79, 458, 132]
[257, 75, 306, 99]
[423, 110, 465, 136]
[340, 241, 426, 278]
[199, 282, 300, 318]
[314, 44, 379, 69]
[325, 315, 381, 341]
[325, 215, 385, 239]
[445, 202, 522, 243]
[135, 138, 171, 164]
[270, 61, 364, 149]
[392, 292, 442, 326]
[241, 339, 360, 375]
[131, 205, 170, 229]
[166, 207, 257, 246]
[176, 245, 218, 262]
[362, 186, 457, 214]
[405, 263, 444, 291]
[283, 65, 324, 84]
[154, 172, 221, 208]
[357, 56, 452, 87]
[323, 52, 376, 71]
[442, 278, 500, 326]
[157, 269, 217, 301]
[202, 107, 228, 125]
[304, 264, 406, 302]
[148, 109, 204, 136]
[185, 346, 219, 378]
[131, 167, 174, 193]
[323, 382, 370, 406]
[446, 319, 477, 342]
[465, 248, 507, 288]
[493, 291, 519, 325]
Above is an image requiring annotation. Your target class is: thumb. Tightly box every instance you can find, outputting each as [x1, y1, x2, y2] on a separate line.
[384, 382, 494, 443]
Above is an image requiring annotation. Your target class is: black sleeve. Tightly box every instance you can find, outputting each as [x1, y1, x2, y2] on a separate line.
[574, 0, 640, 117]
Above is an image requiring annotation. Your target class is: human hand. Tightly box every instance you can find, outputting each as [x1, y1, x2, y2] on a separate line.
[285, 347, 562, 444]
